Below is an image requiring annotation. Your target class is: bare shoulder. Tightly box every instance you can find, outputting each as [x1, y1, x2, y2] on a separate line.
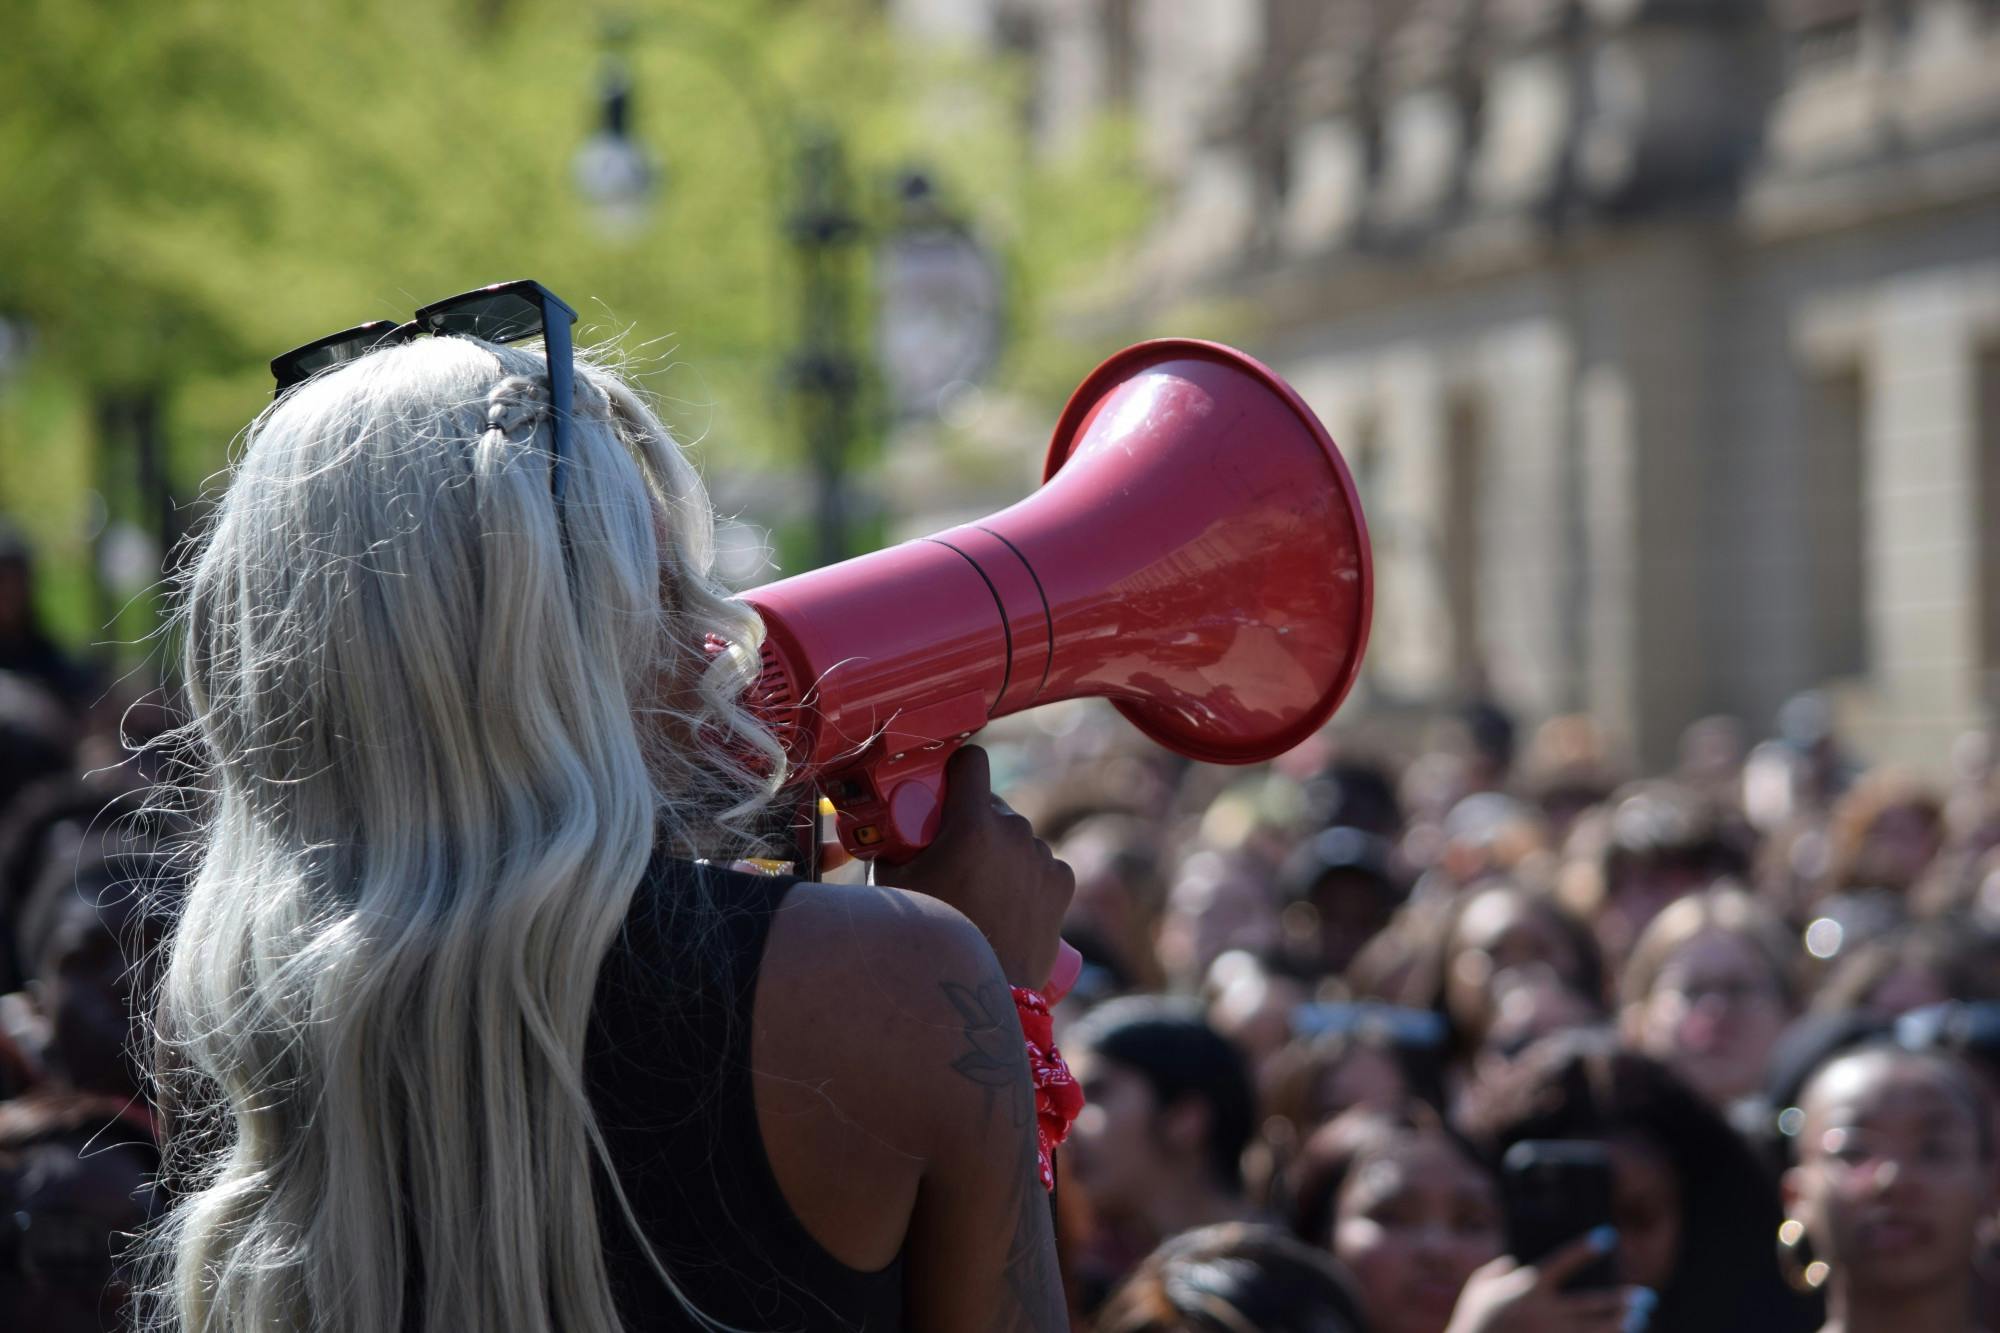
[769, 877, 1001, 1007]
[765, 878, 1030, 1120]
[758, 879, 1063, 1328]
[751, 879, 1020, 1272]
[759, 880, 1026, 1118]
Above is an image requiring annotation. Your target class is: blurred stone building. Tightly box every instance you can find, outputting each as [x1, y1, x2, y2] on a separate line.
[894, 0, 2000, 772]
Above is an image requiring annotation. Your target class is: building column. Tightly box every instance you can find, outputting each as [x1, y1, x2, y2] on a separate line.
[1366, 347, 1459, 701]
[1473, 319, 1576, 720]
[1852, 271, 1988, 764]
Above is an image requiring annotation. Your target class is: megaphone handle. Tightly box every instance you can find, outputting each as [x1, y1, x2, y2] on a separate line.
[832, 756, 1085, 1002]
[828, 756, 950, 861]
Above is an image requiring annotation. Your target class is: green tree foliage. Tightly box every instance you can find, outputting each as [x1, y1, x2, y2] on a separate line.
[0, 0, 1151, 652]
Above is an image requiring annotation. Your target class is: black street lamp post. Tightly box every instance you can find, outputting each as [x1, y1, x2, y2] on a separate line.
[573, 12, 998, 570]
[575, 17, 862, 567]
[783, 130, 864, 569]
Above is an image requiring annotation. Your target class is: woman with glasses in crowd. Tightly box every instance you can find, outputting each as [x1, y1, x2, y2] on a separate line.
[1620, 888, 1799, 1117]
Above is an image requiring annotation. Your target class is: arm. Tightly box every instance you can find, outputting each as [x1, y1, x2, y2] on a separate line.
[901, 922, 1066, 1332]
[756, 745, 1072, 1327]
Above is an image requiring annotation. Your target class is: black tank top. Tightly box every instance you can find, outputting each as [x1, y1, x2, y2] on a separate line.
[585, 853, 907, 1331]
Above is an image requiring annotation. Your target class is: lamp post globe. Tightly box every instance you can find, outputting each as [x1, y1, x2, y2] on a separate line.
[572, 58, 657, 238]
[874, 171, 1003, 420]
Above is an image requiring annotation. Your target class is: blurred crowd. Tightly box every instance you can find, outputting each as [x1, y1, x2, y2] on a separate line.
[0, 531, 182, 1330]
[1007, 686, 2000, 1332]
[3, 513, 1999, 1330]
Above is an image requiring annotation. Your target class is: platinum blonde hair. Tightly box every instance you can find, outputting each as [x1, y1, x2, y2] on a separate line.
[143, 336, 786, 1331]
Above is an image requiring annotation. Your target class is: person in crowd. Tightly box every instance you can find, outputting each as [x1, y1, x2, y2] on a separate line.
[137, 312, 1075, 1331]
[1063, 996, 1261, 1314]
[1765, 692, 1861, 821]
[1287, 1106, 1654, 1333]
[1095, 1221, 1368, 1333]
[1893, 999, 2000, 1152]
[1779, 1043, 1997, 1333]
[0, 1092, 158, 1333]
[1264, 1009, 1445, 1136]
[1404, 881, 1604, 1082]
[1519, 714, 1622, 847]
[1395, 750, 1475, 881]
[1561, 782, 1744, 973]
[12, 847, 169, 1119]
[1620, 888, 1798, 1112]
[1286, 1105, 1501, 1332]
[1156, 849, 1284, 994]
[1891, 1001, 2000, 1330]
[1428, 795, 1550, 898]
[1458, 1030, 1816, 1333]
[1299, 757, 1405, 842]
[1205, 950, 1311, 1090]
[1911, 796, 2000, 923]
[0, 760, 174, 998]
[1278, 826, 1404, 979]
[1810, 916, 2000, 1019]
[0, 672, 75, 835]
[1472, 969, 1602, 1081]
[1249, 1009, 1445, 1214]
[1459, 698, 1517, 797]
[1677, 716, 1748, 806]
[0, 1025, 33, 1103]
[1060, 812, 1171, 994]
[1824, 769, 1946, 901]
[0, 531, 93, 713]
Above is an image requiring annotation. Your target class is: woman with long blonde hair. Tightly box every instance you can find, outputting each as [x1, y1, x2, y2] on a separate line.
[144, 282, 1073, 1331]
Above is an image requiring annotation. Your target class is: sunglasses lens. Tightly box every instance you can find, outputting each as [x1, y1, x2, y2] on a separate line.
[272, 322, 404, 390]
[423, 292, 544, 344]
[283, 342, 364, 379]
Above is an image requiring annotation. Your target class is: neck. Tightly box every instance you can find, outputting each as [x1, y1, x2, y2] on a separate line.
[1823, 1277, 1972, 1333]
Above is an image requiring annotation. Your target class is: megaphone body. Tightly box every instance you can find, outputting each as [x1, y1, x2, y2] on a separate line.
[739, 340, 1372, 995]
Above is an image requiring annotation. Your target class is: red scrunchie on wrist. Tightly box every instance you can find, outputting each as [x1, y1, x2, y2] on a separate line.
[1011, 986, 1085, 1193]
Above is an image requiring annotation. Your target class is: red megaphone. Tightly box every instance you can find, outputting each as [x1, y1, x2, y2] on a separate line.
[740, 339, 1372, 998]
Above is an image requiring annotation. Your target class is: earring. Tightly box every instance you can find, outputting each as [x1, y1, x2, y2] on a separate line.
[1777, 1218, 1828, 1293]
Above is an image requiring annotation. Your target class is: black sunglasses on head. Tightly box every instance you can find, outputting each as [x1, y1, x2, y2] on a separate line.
[269, 279, 580, 503]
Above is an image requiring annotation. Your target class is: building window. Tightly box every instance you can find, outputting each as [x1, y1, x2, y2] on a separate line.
[1804, 366, 1868, 680]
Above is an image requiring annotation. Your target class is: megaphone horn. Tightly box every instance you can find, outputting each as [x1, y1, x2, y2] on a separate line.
[740, 340, 1372, 991]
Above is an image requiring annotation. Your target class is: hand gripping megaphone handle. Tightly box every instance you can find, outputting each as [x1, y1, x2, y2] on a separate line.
[828, 747, 1085, 1003]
